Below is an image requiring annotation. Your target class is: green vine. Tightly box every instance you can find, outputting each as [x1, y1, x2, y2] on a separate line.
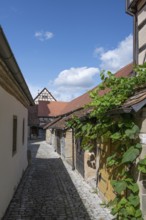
[67, 64, 146, 219]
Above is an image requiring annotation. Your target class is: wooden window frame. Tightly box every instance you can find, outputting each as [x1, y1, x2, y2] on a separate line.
[12, 115, 17, 156]
[22, 118, 25, 145]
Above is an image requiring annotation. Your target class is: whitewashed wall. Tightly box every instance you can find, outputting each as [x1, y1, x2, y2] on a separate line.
[0, 86, 28, 218]
[138, 3, 146, 64]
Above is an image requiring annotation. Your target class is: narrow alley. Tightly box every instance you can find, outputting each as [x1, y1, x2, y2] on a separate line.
[3, 141, 113, 220]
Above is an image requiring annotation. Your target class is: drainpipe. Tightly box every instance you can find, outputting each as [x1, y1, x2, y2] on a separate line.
[72, 128, 75, 170]
[133, 13, 138, 66]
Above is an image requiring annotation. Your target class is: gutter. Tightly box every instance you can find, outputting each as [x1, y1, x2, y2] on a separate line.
[0, 26, 34, 105]
[125, 0, 138, 16]
[107, 107, 133, 116]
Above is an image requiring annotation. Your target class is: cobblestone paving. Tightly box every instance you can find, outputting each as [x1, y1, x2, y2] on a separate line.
[3, 141, 113, 220]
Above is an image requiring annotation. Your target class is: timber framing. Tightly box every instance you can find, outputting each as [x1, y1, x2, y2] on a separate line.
[34, 88, 57, 104]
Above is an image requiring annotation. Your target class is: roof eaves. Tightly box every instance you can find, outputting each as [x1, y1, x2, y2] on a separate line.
[131, 99, 146, 112]
[54, 107, 84, 118]
[43, 117, 62, 129]
[0, 27, 34, 105]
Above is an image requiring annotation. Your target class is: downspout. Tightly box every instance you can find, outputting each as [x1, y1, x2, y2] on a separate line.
[133, 12, 138, 65]
[125, 1, 138, 68]
[72, 128, 75, 170]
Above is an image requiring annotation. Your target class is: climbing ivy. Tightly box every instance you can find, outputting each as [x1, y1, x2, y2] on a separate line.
[67, 64, 146, 219]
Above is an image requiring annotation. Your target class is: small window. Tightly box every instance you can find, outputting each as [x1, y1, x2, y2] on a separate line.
[22, 118, 25, 145]
[12, 115, 17, 155]
[42, 95, 48, 99]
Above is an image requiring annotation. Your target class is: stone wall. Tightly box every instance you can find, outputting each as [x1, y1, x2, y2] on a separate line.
[63, 130, 72, 166]
[46, 129, 52, 144]
[84, 151, 96, 183]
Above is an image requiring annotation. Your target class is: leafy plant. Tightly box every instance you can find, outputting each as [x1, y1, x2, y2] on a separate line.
[138, 157, 146, 173]
[67, 64, 146, 219]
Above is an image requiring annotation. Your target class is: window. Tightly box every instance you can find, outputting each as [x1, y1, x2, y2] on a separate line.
[12, 115, 17, 155]
[22, 118, 25, 145]
[42, 95, 48, 99]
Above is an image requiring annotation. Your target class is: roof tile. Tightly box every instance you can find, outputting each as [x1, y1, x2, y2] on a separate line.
[38, 101, 68, 117]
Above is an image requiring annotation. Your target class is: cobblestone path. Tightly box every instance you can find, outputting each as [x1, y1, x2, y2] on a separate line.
[3, 141, 113, 220]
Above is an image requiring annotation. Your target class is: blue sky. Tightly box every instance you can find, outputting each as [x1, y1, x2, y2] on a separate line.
[0, 0, 133, 101]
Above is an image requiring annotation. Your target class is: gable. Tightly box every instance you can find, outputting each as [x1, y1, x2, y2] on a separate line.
[34, 88, 56, 104]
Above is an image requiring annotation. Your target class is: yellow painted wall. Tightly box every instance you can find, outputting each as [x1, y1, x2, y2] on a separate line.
[97, 141, 115, 202]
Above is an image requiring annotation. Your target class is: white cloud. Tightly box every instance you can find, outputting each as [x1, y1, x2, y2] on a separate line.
[50, 87, 83, 101]
[54, 67, 99, 88]
[27, 67, 99, 102]
[34, 31, 54, 41]
[31, 35, 133, 101]
[45, 32, 54, 39]
[94, 47, 104, 56]
[94, 34, 133, 73]
[49, 67, 99, 101]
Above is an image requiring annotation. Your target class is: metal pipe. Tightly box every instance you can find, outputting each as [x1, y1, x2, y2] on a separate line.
[133, 12, 138, 65]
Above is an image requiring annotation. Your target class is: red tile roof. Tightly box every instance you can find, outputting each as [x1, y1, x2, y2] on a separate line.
[60, 92, 91, 115]
[44, 108, 91, 130]
[38, 101, 68, 117]
[36, 63, 133, 119]
[43, 63, 134, 129]
[115, 63, 133, 78]
[98, 63, 133, 96]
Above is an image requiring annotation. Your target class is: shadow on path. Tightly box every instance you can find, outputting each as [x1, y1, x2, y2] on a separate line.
[3, 143, 91, 220]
